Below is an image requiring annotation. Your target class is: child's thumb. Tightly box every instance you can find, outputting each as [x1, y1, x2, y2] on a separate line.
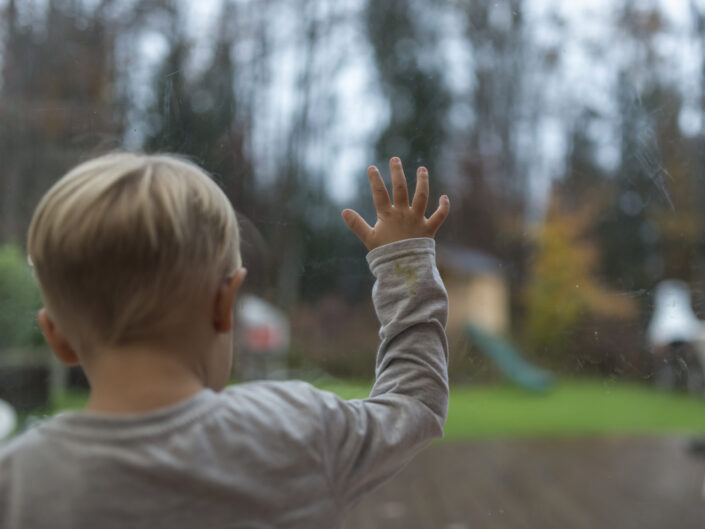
[341, 209, 372, 245]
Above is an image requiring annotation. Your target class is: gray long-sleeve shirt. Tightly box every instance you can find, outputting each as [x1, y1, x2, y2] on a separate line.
[0, 237, 449, 529]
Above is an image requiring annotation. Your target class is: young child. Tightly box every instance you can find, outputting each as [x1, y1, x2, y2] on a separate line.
[0, 153, 450, 528]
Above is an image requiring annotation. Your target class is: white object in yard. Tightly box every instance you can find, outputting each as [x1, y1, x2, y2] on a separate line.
[0, 399, 17, 442]
[646, 280, 701, 348]
[237, 295, 289, 355]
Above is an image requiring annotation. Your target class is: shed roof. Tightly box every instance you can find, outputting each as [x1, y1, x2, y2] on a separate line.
[437, 244, 504, 276]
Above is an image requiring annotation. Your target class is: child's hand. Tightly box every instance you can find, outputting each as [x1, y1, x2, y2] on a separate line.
[342, 157, 450, 251]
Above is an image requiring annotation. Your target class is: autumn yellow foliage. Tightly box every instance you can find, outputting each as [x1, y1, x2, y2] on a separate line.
[524, 195, 636, 360]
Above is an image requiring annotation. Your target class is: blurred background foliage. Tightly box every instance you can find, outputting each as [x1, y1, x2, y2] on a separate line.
[2, 0, 705, 381]
[523, 193, 637, 372]
[0, 245, 42, 351]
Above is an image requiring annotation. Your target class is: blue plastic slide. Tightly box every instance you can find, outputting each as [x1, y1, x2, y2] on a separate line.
[465, 323, 555, 392]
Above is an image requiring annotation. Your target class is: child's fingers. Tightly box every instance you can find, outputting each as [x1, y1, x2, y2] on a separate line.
[341, 209, 373, 244]
[389, 157, 409, 207]
[367, 166, 392, 213]
[411, 166, 429, 215]
[426, 195, 450, 235]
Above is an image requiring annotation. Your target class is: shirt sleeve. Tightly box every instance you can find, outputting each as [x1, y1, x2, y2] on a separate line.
[317, 237, 449, 509]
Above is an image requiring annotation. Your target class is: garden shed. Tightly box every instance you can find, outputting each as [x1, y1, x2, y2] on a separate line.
[436, 245, 509, 336]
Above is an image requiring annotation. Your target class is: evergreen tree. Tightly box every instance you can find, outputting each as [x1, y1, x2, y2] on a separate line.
[363, 0, 450, 199]
[0, 0, 123, 243]
[443, 0, 528, 267]
[144, 4, 255, 215]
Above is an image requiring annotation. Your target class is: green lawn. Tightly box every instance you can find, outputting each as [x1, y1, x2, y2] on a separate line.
[443, 380, 705, 439]
[49, 379, 705, 440]
[315, 379, 705, 439]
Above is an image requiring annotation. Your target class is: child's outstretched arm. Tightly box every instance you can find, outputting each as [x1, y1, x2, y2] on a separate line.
[321, 157, 450, 508]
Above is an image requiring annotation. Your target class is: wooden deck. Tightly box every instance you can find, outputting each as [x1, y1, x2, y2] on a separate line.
[343, 437, 705, 529]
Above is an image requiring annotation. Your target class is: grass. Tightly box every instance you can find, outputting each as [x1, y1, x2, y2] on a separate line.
[46, 378, 705, 440]
[315, 379, 705, 439]
[442, 380, 705, 439]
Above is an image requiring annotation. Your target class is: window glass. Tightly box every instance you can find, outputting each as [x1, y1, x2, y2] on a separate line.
[2, 0, 705, 526]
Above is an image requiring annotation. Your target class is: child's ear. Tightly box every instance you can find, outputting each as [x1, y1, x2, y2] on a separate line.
[213, 268, 247, 333]
[37, 308, 80, 366]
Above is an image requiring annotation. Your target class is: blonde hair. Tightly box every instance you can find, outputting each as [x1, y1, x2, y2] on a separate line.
[27, 152, 241, 349]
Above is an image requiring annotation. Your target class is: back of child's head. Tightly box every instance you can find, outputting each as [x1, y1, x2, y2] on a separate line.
[28, 152, 241, 350]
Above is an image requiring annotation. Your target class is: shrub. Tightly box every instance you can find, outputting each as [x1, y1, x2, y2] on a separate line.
[0, 244, 43, 351]
[523, 196, 636, 371]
